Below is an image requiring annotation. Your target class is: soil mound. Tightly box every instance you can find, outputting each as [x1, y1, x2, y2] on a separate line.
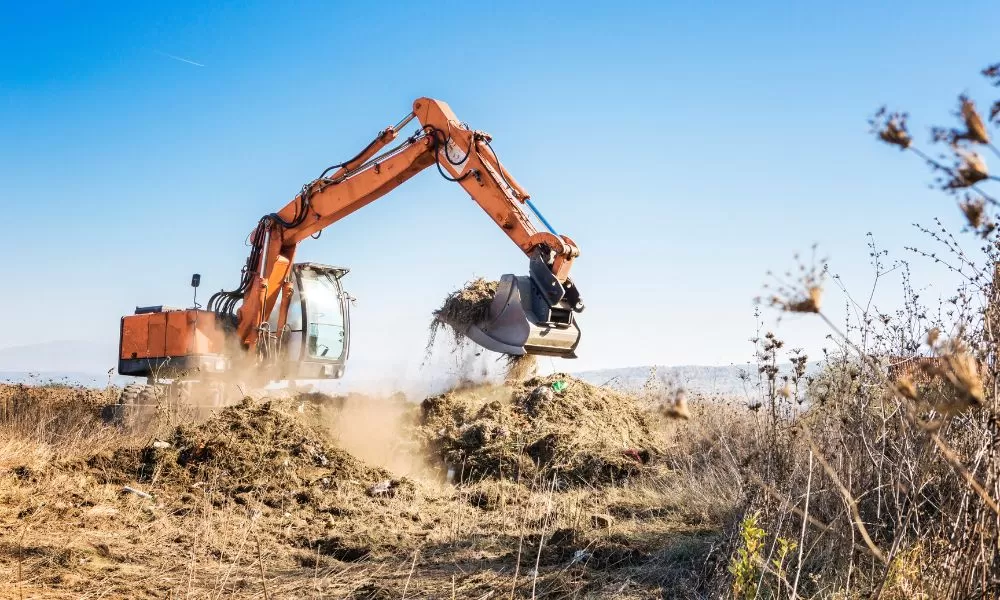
[86, 396, 410, 510]
[418, 374, 663, 487]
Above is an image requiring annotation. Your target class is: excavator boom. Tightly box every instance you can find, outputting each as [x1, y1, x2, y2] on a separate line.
[120, 98, 584, 387]
[208, 97, 584, 360]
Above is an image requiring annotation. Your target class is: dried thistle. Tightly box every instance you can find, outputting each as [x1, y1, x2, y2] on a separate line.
[871, 108, 913, 149]
[924, 338, 985, 412]
[959, 195, 986, 228]
[762, 247, 827, 315]
[959, 96, 990, 144]
[947, 149, 989, 189]
[983, 63, 1000, 84]
[939, 349, 985, 408]
[957, 195, 995, 237]
[931, 126, 959, 145]
[893, 375, 919, 401]
[661, 389, 690, 420]
[768, 285, 823, 314]
[786, 286, 822, 313]
[926, 327, 941, 347]
[991, 100, 1000, 125]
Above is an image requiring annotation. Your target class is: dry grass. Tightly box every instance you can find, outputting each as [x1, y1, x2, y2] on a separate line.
[692, 62, 1000, 598]
[0, 379, 735, 599]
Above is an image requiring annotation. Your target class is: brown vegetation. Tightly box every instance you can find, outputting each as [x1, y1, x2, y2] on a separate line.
[428, 278, 541, 383]
[0, 378, 731, 599]
[708, 60, 1000, 599]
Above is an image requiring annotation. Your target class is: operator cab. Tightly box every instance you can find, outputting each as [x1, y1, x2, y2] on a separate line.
[268, 262, 352, 380]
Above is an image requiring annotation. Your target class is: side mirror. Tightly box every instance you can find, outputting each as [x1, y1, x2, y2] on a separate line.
[191, 274, 202, 309]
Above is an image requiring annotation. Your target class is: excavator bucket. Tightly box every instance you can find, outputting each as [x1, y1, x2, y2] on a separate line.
[445, 257, 583, 358]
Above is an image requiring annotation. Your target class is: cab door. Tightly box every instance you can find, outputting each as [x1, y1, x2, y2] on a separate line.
[289, 263, 351, 379]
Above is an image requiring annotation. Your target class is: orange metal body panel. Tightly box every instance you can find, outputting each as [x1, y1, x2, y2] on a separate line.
[120, 310, 228, 360]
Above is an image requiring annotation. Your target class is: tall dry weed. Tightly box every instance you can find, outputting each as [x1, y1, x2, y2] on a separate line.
[705, 62, 1000, 599]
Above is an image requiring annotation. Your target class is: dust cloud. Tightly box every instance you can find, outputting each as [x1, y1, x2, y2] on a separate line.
[317, 393, 432, 479]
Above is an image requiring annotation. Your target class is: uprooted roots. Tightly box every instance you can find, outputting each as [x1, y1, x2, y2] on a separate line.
[426, 278, 499, 352]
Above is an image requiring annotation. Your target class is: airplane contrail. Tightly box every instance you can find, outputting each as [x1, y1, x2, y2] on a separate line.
[155, 50, 205, 67]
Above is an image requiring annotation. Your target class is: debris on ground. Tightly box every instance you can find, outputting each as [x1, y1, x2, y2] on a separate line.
[121, 486, 152, 499]
[367, 479, 401, 497]
[85, 396, 414, 512]
[417, 374, 664, 486]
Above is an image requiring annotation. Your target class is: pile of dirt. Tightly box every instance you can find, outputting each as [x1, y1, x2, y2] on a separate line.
[86, 396, 411, 510]
[418, 374, 663, 487]
[0, 383, 708, 598]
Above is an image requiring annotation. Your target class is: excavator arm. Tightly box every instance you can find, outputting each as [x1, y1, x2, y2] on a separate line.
[209, 97, 583, 358]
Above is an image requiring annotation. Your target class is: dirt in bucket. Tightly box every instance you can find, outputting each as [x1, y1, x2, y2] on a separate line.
[426, 278, 499, 349]
[427, 279, 539, 383]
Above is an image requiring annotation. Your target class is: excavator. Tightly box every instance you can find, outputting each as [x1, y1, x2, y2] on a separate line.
[113, 97, 584, 412]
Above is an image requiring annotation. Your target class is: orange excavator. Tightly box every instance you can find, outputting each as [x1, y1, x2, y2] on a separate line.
[114, 97, 583, 408]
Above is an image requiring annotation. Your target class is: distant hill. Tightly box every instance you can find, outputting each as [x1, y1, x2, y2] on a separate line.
[0, 340, 125, 386]
[574, 362, 823, 399]
[0, 371, 126, 387]
[0, 340, 118, 374]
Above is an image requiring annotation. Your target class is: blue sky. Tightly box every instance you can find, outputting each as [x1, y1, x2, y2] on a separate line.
[1, 1, 996, 378]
